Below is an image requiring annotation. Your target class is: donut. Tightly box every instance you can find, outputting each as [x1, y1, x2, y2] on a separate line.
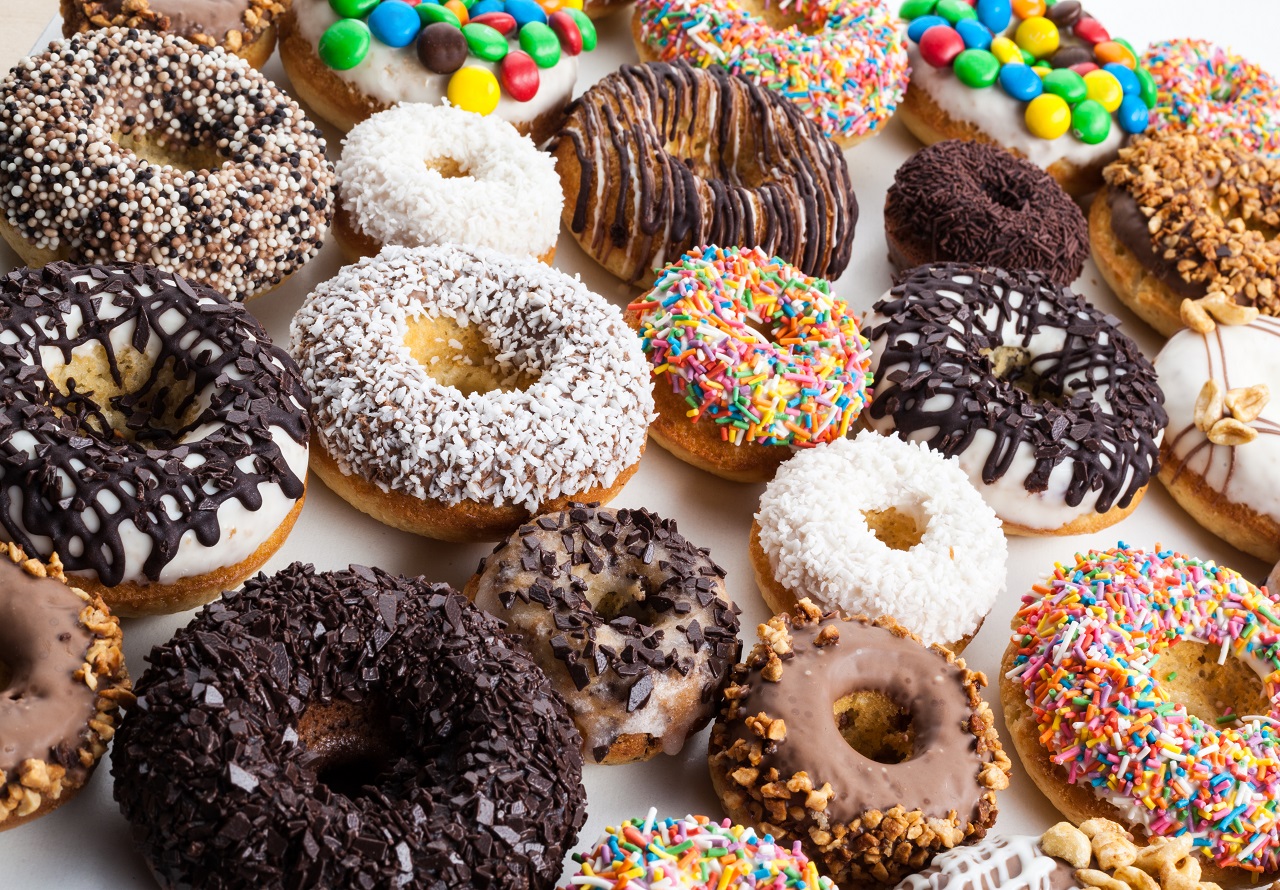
[1143, 39, 1280, 159]
[0, 262, 310, 616]
[1092, 132, 1280, 337]
[548, 62, 858, 287]
[865, 263, 1167, 536]
[333, 103, 561, 264]
[563, 811, 836, 889]
[113, 562, 586, 889]
[710, 601, 1011, 887]
[631, 0, 908, 148]
[625, 245, 872, 482]
[898, 1, 1153, 197]
[279, 0, 596, 142]
[60, 0, 286, 67]
[749, 431, 1007, 652]
[0, 29, 333, 302]
[0, 544, 130, 830]
[1154, 317, 1280, 565]
[885, 139, 1089, 287]
[289, 244, 652, 543]
[1000, 545, 1280, 881]
[466, 504, 740, 764]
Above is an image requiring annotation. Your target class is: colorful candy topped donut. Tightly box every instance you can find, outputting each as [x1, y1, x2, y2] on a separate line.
[1002, 545, 1280, 877]
[1143, 39, 1280, 159]
[899, 0, 1154, 196]
[280, 0, 596, 140]
[632, 0, 909, 147]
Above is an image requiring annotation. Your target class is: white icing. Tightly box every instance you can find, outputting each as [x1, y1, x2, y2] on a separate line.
[896, 835, 1076, 890]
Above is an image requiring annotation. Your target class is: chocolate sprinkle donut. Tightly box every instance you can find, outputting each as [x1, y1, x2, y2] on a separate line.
[884, 140, 1089, 287]
[113, 563, 587, 889]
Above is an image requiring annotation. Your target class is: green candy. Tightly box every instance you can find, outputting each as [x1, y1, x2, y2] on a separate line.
[417, 2, 461, 27]
[899, 0, 938, 18]
[954, 49, 1000, 88]
[1019, 47, 1034, 64]
[936, 0, 977, 23]
[1136, 65, 1158, 108]
[1042, 68, 1086, 104]
[318, 19, 370, 70]
[519, 21, 561, 68]
[1071, 98, 1111, 144]
[462, 22, 507, 61]
[565, 7, 597, 51]
[329, 0, 378, 17]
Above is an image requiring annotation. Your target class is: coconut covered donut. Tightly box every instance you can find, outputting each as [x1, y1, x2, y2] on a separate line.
[0, 28, 333, 301]
[333, 103, 562, 263]
[750, 431, 1006, 652]
[290, 244, 653, 543]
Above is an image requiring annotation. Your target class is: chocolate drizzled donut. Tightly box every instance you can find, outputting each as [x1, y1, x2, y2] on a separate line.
[550, 62, 857, 285]
[113, 563, 587, 889]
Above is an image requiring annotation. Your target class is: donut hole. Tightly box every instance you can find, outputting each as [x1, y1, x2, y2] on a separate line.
[981, 345, 1068, 406]
[298, 700, 401, 801]
[591, 575, 655, 625]
[404, 313, 541, 396]
[981, 180, 1029, 212]
[1158, 640, 1271, 726]
[428, 156, 471, 179]
[833, 690, 916, 764]
[112, 130, 227, 173]
[743, 0, 824, 35]
[863, 505, 927, 551]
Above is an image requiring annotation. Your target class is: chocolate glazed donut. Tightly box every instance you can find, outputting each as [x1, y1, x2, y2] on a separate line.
[549, 61, 858, 286]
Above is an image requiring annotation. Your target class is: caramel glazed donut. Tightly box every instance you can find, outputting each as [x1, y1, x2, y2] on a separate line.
[0, 263, 310, 616]
[549, 61, 858, 287]
[0, 28, 333, 302]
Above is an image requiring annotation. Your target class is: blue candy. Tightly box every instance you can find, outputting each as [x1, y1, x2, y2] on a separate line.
[468, 0, 506, 15]
[1118, 94, 1151, 134]
[504, 0, 547, 27]
[955, 19, 992, 50]
[907, 14, 948, 43]
[976, 0, 1011, 33]
[1105, 63, 1141, 97]
[999, 63, 1044, 101]
[368, 0, 420, 46]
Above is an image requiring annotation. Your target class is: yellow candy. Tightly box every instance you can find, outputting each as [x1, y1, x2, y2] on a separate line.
[1084, 69, 1124, 113]
[561, 0, 584, 7]
[990, 36, 1021, 66]
[1014, 15, 1059, 59]
[1025, 93, 1070, 139]
[447, 66, 500, 115]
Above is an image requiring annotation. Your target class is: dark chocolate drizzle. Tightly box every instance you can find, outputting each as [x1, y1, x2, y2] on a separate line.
[884, 140, 1089, 287]
[550, 62, 857, 284]
[1106, 188, 1210, 299]
[0, 262, 309, 586]
[868, 264, 1166, 512]
[113, 563, 587, 889]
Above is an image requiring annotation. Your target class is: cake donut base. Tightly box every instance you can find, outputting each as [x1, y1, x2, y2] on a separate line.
[1089, 188, 1187, 337]
[331, 200, 557, 266]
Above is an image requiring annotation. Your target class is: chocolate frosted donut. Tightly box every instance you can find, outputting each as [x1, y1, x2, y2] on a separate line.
[467, 504, 740, 764]
[885, 140, 1089, 287]
[549, 61, 857, 286]
[113, 563, 587, 890]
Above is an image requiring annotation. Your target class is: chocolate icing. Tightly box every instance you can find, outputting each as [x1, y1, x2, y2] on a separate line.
[88, 0, 256, 39]
[868, 264, 1166, 512]
[0, 262, 309, 587]
[1106, 188, 1210, 299]
[897, 835, 1080, 890]
[550, 62, 857, 284]
[885, 140, 1089, 287]
[113, 563, 587, 889]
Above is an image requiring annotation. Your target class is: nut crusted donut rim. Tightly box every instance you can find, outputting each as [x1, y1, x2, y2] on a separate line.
[59, 0, 286, 64]
[0, 28, 333, 301]
[289, 244, 654, 512]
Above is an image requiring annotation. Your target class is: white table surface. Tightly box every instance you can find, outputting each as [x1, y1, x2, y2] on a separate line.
[2, 2, 1279, 887]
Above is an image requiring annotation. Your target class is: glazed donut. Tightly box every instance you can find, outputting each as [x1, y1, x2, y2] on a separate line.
[290, 244, 652, 543]
[1144, 39, 1280, 159]
[564, 812, 835, 889]
[0, 262, 310, 616]
[0, 544, 130, 831]
[0, 29, 333, 302]
[1093, 132, 1280, 337]
[898, 1, 1152, 197]
[549, 62, 858, 287]
[1001, 545, 1280, 881]
[710, 601, 1011, 888]
[865, 263, 1167, 536]
[1155, 317, 1280, 565]
[750, 431, 1007, 652]
[60, 0, 286, 67]
[113, 562, 587, 889]
[885, 139, 1089, 287]
[631, 0, 908, 148]
[466, 504, 740, 764]
[626, 245, 872, 482]
[279, 0, 596, 141]
[333, 103, 561, 264]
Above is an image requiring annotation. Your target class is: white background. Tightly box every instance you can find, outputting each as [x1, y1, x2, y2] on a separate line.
[1, 2, 1279, 887]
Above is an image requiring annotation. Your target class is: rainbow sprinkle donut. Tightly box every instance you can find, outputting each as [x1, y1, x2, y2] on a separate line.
[1143, 39, 1280, 158]
[1002, 545, 1280, 874]
[561, 811, 835, 889]
[626, 245, 872, 482]
[631, 0, 908, 147]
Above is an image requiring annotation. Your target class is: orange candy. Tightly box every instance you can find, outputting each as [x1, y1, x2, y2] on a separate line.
[1094, 40, 1136, 68]
[1011, 0, 1046, 17]
[539, 0, 565, 11]
[444, 0, 469, 23]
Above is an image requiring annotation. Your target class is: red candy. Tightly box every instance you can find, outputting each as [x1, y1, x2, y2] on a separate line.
[548, 10, 582, 55]
[471, 11, 517, 34]
[919, 24, 965, 68]
[1072, 16, 1109, 45]
[499, 50, 540, 102]
[1069, 61, 1099, 76]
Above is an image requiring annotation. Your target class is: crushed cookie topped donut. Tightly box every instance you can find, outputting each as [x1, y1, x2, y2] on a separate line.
[0, 28, 333, 301]
[61, 0, 288, 65]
